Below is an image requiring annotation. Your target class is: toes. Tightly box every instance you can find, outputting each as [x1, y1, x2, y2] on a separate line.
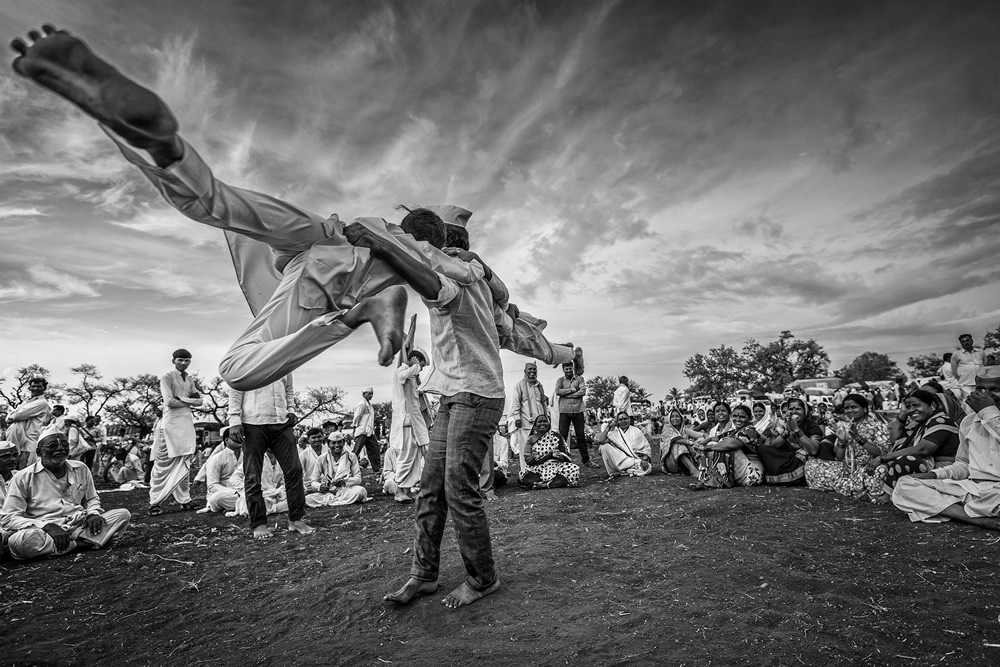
[42, 24, 57, 35]
[11, 38, 27, 55]
[27, 30, 41, 42]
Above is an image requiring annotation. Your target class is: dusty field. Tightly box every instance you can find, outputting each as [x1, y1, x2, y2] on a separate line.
[3, 439, 1000, 666]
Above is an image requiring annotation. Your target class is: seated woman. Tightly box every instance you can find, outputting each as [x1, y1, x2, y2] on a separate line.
[691, 403, 763, 489]
[805, 393, 891, 501]
[518, 413, 581, 489]
[754, 401, 807, 486]
[595, 412, 653, 477]
[660, 408, 702, 475]
[878, 389, 960, 494]
[782, 398, 835, 461]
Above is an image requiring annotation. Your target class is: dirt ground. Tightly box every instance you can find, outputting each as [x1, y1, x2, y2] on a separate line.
[3, 438, 1000, 667]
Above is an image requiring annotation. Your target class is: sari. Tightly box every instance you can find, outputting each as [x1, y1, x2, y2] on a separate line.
[883, 410, 959, 492]
[805, 413, 890, 501]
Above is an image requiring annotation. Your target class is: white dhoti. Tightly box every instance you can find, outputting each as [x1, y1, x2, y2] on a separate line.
[148, 424, 192, 506]
[892, 476, 1000, 522]
[393, 425, 424, 491]
[7, 508, 132, 561]
[207, 487, 241, 512]
[305, 486, 368, 507]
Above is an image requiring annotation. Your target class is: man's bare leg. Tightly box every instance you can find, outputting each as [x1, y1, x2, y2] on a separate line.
[287, 520, 315, 535]
[441, 578, 501, 609]
[934, 503, 1000, 530]
[384, 577, 439, 604]
[11, 25, 182, 166]
[341, 287, 407, 367]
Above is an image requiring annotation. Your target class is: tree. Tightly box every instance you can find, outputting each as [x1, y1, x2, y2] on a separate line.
[683, 345, 753, 400]
[62, 364, 123, 418]
[984, 323, 1000, 365]
[835, 352, 902, 384]
[192, 376, 229, 425]
[103, 374, 163, 438]
[584, 376, 650, 414]
[746, 331, 831, 393]
[667, 387, 682, 404]
[907, 353, 943, 379]
[295, 385, 347, 425]
[0, 364, 62, 412]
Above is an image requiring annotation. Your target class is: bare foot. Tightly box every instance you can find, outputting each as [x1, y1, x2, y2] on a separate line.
[484, 489, 498, 501]
[342, 286, 406, 366]
[384, 578, 439, 604]
[442, 578, 501, 609]
[287, 520, 315, 535]
[252, 525, 274, 540]
[11, 26, 180, 153]
[394, 490, 415, 503]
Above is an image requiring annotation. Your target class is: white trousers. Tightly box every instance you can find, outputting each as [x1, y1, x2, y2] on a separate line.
[8, 508, 131, 561]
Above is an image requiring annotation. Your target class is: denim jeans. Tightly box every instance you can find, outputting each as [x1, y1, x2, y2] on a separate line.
[410, 392, 504, 589]
[558, 411, 590, 463]
[242, 422, 306, 529]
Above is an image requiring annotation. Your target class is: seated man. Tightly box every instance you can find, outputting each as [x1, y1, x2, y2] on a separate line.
[0, 441, 17, 550]
[595, 412, 653, 477]
[230, 451, 289, 518]
[201, 427, 243, 513]
[306, 432, 368, 506]
[892, 367, 1000, 529]
[0, 432, 131, 560]
[492, 423, 511, 487]
[298, 427, 325, 492]
[109, 446, 146, 485]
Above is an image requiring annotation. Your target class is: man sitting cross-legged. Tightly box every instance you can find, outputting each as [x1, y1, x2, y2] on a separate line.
[199, 426, 243, 514]
[892, 367, 1000, 529]
[229, 450, 290, 520]
[0, 432, 131, 561]
[0, 441, 18, 552]
[305, 432, 368, 507]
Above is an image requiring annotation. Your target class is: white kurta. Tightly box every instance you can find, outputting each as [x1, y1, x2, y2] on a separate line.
[612, 385, 632, 416]
[390, 363, 428, 491]
[306, 450, 368, 506]
[6, 395, 52, 464]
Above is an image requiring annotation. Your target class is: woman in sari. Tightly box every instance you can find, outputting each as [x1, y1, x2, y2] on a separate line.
[691, 403, 763, 489]
[518, 413, 581, 489]
[783, 398, 834, 461]
[660, 408, 701, 475]
[755, 401, 808, 486]
[878, 389, 960, 493]
[804, 394, 891, 501]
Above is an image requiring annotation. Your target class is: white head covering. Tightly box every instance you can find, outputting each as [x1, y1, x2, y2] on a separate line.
[0, 440, 17, 454]
[753, 403, 774, 434]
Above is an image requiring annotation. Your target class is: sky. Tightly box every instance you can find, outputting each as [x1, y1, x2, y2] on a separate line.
[1, 0, 999, 405]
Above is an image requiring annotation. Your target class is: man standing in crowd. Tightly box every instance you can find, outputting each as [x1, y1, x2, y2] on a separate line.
[388, 349, 430, 503]
[228, 375, 313, 538]
[613, 376, 633, 418]
[5, 377, 52, 469]
[951, 333, 985, 399]
[148, 349, 201, 516]
[1, 431, 131, 560]
[554, 362, 597, 468]
[352, 388, 378, 470]
[511, 362, 548, 458]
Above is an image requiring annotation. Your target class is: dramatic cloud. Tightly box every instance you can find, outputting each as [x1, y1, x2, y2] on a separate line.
[2, 0, 999, 399]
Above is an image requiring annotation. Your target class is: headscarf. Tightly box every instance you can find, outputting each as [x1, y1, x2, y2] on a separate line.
[752, 401, 773, 434]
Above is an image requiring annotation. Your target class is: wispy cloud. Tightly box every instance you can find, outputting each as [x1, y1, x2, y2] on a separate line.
[0, 265, 99, 301]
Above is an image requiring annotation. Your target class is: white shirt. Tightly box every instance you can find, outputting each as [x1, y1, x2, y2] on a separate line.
[5, 395, 52, 451]
[953, 348, 985, 387]
[934, 406, 1000, 482]
[204, 447, 242, 495]
[420, 274, 505, 399]
[228, 375, 295, 426]
[353, 398, 375, 437]
[391, 363, 429, 450]
[613, 385, 633, 416]
[1, 460, 102, 532]
[512, 379, 547, 427]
